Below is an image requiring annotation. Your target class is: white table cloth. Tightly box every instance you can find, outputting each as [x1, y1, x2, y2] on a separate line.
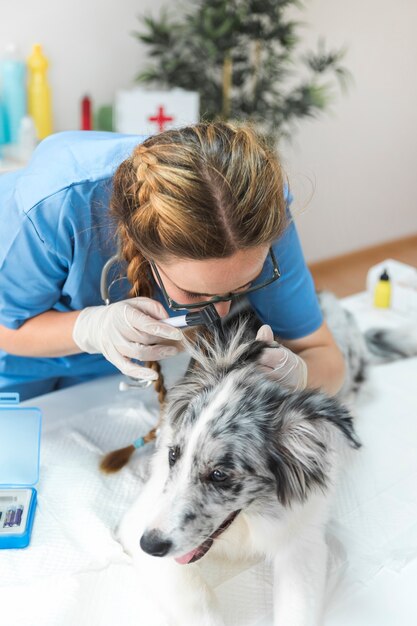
[1, 292, 416, 626]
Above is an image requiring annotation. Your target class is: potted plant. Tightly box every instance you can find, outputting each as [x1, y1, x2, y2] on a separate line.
[133, 0, 350, 145]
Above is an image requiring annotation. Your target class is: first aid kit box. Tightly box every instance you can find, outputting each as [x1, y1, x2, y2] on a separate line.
[0, 392, 41, 549]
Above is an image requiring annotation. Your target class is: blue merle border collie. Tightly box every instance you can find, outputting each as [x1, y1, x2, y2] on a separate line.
[117, 292, 417, 626]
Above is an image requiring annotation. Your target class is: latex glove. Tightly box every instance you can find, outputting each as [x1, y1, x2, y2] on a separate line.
[72, 297, 183, 380]
[256, 325, 308, 391]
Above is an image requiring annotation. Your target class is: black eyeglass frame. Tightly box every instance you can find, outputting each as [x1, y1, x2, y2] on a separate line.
[149, 247, 281, 311]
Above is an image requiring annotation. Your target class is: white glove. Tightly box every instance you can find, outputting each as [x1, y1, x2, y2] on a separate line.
[72, 297, 183, 380]
[256, 325, 308, 391]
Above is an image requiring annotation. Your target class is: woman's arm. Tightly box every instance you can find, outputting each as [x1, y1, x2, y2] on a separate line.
[0, 298, 183, 379]
[0, 311, 82, 357]
[282, 321, 346, 396]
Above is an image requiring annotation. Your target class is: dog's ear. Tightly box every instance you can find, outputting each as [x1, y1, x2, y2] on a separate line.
[182, 314, 271, 374]
[268, 390, 361, 506]
[231, 339, 269, 368]
[229, 324, 280, 371]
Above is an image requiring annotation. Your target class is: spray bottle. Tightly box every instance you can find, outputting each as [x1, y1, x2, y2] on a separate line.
[27, 44, 52, 140]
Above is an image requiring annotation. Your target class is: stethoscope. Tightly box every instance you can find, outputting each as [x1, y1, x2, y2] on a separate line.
[100, 251, 223, 391]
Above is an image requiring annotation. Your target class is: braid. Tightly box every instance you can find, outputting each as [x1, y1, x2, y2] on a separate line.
[132, 144, 160, 204]
[114, 155, 169, 412]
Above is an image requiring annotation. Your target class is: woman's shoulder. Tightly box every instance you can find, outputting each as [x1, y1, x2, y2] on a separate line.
[11, 131, 148, 214]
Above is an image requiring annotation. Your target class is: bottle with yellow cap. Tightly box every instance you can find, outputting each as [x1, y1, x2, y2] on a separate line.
[27, 44, 52, 140]
[374, 268, 391, 308]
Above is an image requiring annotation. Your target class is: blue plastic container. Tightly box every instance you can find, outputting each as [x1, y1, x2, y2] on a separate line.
[0, 47, 26, 144]
[0, 392, 41, 549]
[0, 100, 9, 148]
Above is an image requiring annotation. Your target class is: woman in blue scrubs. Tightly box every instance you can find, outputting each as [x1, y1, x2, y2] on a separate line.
[0, 122, 345, 401]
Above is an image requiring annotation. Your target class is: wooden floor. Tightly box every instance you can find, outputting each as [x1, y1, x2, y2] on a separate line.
[308, 234, 417, 297]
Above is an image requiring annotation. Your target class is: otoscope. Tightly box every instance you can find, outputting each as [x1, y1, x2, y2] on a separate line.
[119, 303, 223, 391]
[162, 304, 222, 332]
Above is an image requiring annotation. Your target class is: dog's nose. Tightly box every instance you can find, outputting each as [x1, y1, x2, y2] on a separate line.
[140, 529, 173, 557]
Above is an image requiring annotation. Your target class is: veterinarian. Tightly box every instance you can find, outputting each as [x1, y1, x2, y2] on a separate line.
[0, 122, 346, 401]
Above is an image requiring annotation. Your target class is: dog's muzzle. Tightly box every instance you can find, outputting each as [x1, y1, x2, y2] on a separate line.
[174, 509, 241, 565]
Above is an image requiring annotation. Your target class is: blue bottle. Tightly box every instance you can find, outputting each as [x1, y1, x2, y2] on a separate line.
[0, 44, 26, 144]
[0, 100, 8, 152]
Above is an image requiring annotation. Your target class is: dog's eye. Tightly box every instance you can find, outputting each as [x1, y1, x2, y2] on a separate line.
[209, 469, 228, 482]
[168, 447, 178, 467]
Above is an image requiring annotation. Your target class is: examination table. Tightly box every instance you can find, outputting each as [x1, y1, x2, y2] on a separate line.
[1, 293, 416, 626]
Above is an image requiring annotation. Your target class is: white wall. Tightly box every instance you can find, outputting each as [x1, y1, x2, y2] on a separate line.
[2, 0, 417, 262]
[282, 0, 417, 261]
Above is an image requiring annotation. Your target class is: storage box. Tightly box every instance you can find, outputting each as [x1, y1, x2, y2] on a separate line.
[0, 392, 41, 549]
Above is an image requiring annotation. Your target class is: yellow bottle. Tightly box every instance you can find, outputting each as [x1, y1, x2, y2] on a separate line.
[27, 44, 52, 140]
[374, 269, 391, 308]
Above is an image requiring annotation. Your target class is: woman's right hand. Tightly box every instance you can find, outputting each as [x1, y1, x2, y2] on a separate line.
[72, 297, 183, 380]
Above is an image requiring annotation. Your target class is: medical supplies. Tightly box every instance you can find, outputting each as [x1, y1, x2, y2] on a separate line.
[0, 44, 26, 144]
[367, 259, 417, 316]
[0, 101, 7, 149]
[81, 95, 92, 130]
[0, 43, 40, 166]
[17, 115, 37, 161]
[28, 44, 52, 140]
[0, 393, 41, 549]
[373, 268, 391, 308]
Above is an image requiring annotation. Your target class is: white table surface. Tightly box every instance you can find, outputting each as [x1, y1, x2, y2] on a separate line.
[1, 292, 416, 626]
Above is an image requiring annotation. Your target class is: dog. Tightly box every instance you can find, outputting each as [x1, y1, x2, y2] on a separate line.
[117, 293, 416, 626]
[117, 293, 417, 626]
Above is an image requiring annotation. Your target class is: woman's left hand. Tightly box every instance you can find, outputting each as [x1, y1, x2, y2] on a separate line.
[256, 325, 308, 391]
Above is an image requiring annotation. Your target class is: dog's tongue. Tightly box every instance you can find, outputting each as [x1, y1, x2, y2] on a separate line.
[175, 548, 200, 565]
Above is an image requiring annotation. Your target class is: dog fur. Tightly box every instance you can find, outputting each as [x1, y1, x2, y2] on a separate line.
[117, 294, 376, 626]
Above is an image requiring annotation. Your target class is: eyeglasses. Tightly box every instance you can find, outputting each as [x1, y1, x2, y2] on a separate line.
[149, 247, 281, 311]
[101, 247, 281, 309]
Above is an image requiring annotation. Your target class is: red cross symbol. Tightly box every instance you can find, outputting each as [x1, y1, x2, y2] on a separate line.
[148, 105, 174, 132]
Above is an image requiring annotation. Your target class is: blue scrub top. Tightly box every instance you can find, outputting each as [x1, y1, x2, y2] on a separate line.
[0, 131, 322, 400]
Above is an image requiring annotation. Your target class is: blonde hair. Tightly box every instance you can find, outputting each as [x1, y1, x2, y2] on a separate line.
[110, 121, 288, 404]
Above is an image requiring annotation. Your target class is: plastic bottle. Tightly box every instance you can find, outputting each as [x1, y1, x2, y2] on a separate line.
[0, 44, 26, 144]
[81, 95, 92, 130]
[373, 268, 391, 308]
[27, 44, 52, 140]
[0, 101, 8, 151]
[17, 115, 37, 161]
